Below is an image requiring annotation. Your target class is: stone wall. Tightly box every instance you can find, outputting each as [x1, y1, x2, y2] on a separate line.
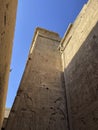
[2, 108, 10, 129]
[0, 0, 17, 128]
[59, 0, 98, 129]
[4, 0, 98, 129]
[5, 28, 68, 130]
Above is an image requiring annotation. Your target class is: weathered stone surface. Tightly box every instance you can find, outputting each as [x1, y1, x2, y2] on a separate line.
[4, 0, 98, 129]
[59, 0, 98, 129]
[0, 0, 17, 128]
[5, 28, 68, 130]
[4, 108, 10, 119]
[2, 108, 10, 129]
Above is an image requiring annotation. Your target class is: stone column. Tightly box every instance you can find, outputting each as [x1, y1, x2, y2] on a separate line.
[0, 0, 18, 128]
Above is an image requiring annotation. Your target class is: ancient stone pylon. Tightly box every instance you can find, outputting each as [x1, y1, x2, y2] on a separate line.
[0, 0, 18, 128]
[5, 28, 68, 130]
[5, 0, 98, 130]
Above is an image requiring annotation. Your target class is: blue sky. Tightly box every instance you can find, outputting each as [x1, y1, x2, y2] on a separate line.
[6, 0, 88, 108]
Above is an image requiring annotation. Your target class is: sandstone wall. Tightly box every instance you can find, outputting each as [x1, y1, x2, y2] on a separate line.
[2, 108, 10, 129]
[59, 0, 98, 129]
[0, 0, 17, 128]
[5, 28, 68, 130]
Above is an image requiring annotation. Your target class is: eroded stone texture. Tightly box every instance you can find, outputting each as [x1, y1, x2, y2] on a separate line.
[2, 108, 10, 129]
[0, 0, 17, 128]
[5, 28, 68, 130]
[59, 0, 98, 130]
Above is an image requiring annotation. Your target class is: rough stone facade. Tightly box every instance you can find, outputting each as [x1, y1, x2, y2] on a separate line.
[0, 0, 17, 128]
[2, 108, 10, 129]
[1, 0, 98, 130]
[5, 28, 68, 130]
[59, 0, 98, 129]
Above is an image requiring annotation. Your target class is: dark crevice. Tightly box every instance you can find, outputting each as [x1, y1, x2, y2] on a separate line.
[61, 72, 71, 130]
[1, 31, 5, 36]
[4, 13, 6, 26]
[6, 3, 9, 9]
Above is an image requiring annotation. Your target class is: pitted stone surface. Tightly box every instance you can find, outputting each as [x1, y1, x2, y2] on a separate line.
[5, 28, 68, 130]
[4, 0, 98, 130]
[0, 0, 17, 128]
[60, 0, 98, 129]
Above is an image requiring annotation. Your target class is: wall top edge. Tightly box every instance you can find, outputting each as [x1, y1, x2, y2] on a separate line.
[58, 1, 88, 51]
[58, 23, 73, 49]
[29, 27, 61, 55]
[35, 27, 60, 37]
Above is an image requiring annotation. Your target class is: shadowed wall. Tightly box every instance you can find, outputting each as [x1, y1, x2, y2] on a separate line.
[4, 0, 98, 129]
[59, 0, 98, 129]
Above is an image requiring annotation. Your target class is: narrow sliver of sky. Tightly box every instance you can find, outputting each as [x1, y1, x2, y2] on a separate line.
[6, 0, 88, 108]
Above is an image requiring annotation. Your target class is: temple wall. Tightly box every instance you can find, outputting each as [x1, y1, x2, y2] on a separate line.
[5, 28, 68, 130]
[60, 0, 98, 129]
[0, 0, 17, 128]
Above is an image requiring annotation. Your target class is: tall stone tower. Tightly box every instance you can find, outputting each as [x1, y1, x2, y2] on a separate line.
[0, 0, 18, 128]
[5, 28, 68, 130]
